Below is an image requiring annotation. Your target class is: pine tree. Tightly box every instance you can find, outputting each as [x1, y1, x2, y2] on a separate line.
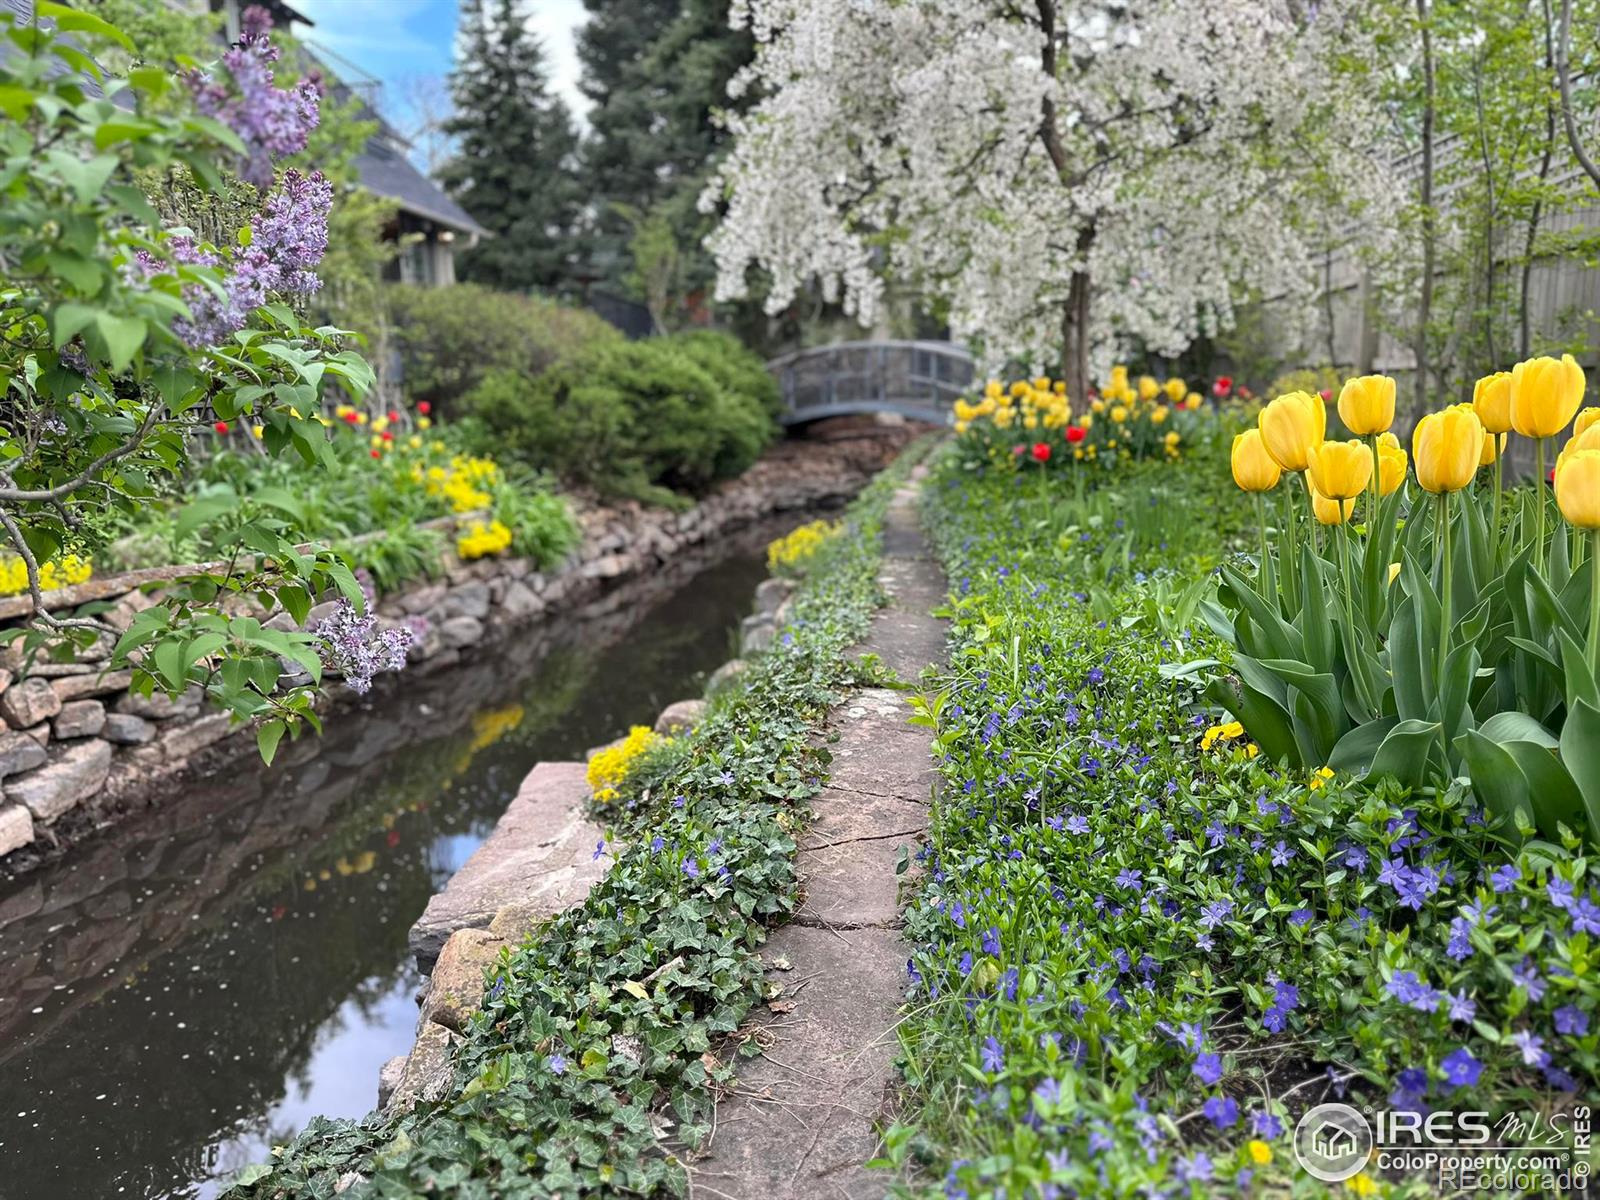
[440, 0, 584, 292]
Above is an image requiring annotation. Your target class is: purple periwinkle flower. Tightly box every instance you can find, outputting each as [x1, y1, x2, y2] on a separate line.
[1511, 1030, 1549, 1068]
[1441, 1047, 1481, 1088]
[1554, 1006, 1589, 1037]
[1202, 1095, 1238, 1128]
[1192, 1051, 1223, 1085]
[980, 1036, 1004, 1073]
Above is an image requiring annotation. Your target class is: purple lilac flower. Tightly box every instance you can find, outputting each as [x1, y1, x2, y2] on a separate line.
[1441, 1047, 1481, 1088]
[188, 7, 321, 187]
[1202, 1095, 1239, 1128]
[1554, 1006, 1589, 1037]
[313, 595, 415, 694]
[252, 169, 333, 293]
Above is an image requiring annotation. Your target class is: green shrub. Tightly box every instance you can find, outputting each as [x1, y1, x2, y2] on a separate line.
[383, 284, 620, 411]
[460, 338, 776, 504]
[666, 329, 782, 420]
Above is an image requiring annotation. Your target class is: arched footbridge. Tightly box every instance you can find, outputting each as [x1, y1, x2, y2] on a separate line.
[768, 339, 972, 426]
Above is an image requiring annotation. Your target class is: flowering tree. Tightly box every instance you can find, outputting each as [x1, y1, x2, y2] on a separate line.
[703, 0, 1400, 397]
[0, 4, 400, 759]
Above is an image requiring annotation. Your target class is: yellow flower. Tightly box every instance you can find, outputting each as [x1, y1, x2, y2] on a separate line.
[419, 416, 432, 430]
[768, 518, 839, 571]
[1307, 438, 1373, 501]
[1138, 375, 1160, 401]
[1413, 406, 1483, 493]
[372, 415, 390, 433]
[1150, 405, 1169, 424]
[1110, 405, 1128, 424]
[1164, 377, 1186, 402]
[1185, 392, 1202, 411]
[457, 518, 512, 559]
[1258, 390, 1326, 472]
[1337, 374, 1396, 436]
[586, 724, 669, 803]
[985, 379, 1003, 400]
[1377, 434, 1408, 496]
[1246, 1140, 1272, 1165]
[1201, 721, 1245, 750]
[1308, 765, 1335, 790]
[1231, 430, 1281, 493]
[954, 419, 970, 434]
[1388, 561, 1402, 585]
[1309, 482, 1356, 526]
[1574, 407, 1600, 439]
[1473, 370, 1513, 434]
[251, 424, 264, 439]
[1556, 449, 1600, 529]
[1164, 430, 1181, 449]
[1510, 353, 1586, 438]
[1348, 1173, 1377, 1197]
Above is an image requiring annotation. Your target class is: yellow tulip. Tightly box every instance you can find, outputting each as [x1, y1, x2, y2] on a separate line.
[1138, 375, 1160, 401]
[1510, 353, 1586, 438]
[1151, 405, 1169, 424]
[1574, 407, 1600, 439]
[1412, 407, 1484, 493]
[1557, 450, 1600, 528]
[1258, 389, 1326, 472]
[1164, 377, 1187, 403]
[1110, 405, 1128, 424]
[1307, 438, 1373, 500]
[1336, 374, 1395, 436]
[1451, 402, 1502, 465]
[1377, 439, 1408, 496]
[1231, 430, 1281, 493]
[1473, 371, 1513, 434]
[1185, 392, 1202, 410]
[1387, 562, 1402, 586]
[1307, 479, 1355, 525]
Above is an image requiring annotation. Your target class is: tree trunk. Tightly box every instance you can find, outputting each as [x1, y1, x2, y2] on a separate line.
[1415, 0, 1437, 415]
[1524, 3, 1559, 359]
[1557, 0, 1600, 194]
[1061, 267, 1092, 402]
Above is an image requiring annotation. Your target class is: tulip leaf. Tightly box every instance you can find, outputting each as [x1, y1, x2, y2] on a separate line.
[1328, 717, 1398, 776]
[1389, 593, 1429, 720]
[1206, 675, 1298, 768]
[1233, 652, 1291, 708]
[1300, 545, 1334, 672]
[1502, 739, 1585, 839]
[1478, 710, 1558, 748]
[1220, 565, 1300, 661]
[1558, 698, 1600, 845]
[1557, 629, 1600, 713]
[1367, 719, 1443, 790]
[1437, 641, 1480, 748]
[1459, 730, 1534, 834]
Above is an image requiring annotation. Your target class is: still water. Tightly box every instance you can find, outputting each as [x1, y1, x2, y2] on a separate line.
[0, 518, 794, 1200]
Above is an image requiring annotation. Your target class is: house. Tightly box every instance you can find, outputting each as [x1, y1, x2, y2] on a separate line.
[202, 0, 490, 287]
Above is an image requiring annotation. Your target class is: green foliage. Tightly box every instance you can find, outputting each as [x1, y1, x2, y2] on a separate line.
[381, 282, 620, 410]
[227, 443, 932, 1199]
[492, 479, 580, 565]
[894, 446, 1595, 1197]
[459, 335, 776, 504]
[659, 328, 780, 420]
[340, 522, 446, 596]
[441, 0, 585, 291]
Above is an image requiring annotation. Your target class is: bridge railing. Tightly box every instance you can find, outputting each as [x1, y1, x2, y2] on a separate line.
[767, 339, 973, 425]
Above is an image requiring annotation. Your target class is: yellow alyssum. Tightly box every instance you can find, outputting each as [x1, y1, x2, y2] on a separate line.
[457, 518, 512, 559]
[0, 553, 92, 597]
[587, 724, 669, 803]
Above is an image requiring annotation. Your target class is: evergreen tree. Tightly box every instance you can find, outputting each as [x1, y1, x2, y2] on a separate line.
[440, 0, 584, 292]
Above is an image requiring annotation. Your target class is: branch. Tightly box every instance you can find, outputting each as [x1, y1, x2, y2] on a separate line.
[0, 503, 114, 634]
[1556, 0, 1600, 193]
[0, 405, 163, 503]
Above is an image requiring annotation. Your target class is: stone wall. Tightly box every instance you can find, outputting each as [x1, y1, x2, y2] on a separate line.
[0, 422, 922, 875]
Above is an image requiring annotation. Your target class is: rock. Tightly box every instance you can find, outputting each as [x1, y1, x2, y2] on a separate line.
[708, 659, 749, 694]
[400, 582, 447, 616]
[754, 577, 797, 616]
[0, 804, 33, 855]
[581, 553, 631, 580]
[115, 686, 200, 720]
[158, 712, 235, 758]
[500, 580, 543, 621]
[21, 724, 48, 749]
[262, 611, 298, 633]
[421, 927, 506, 1034]
[442, 581, 491, 620]
[384, 1020, 458, 1114]
[409, 761, 604, 972]
[741, 614, 777, 654]
[27, 662, 94, 678]
[53, 700, 105, 740]
[654, 699, 708, 735]
[0, 731, 47, 780]
[438, 616, 484, 649]
[100, 713, 156, 745]
[1, 679, 61, 729]
[304, 600, 341, 629]
[377, 1055, 407, 1109]
[50, 669, 134, 702]
[6, 739, 111, 822]
[0, 668, 13, 695]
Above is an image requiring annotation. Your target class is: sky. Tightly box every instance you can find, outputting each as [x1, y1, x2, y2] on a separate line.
[292, 0, 590, 141]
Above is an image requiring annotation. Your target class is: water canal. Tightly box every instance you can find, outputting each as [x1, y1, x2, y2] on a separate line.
[0, 515, 803, 1200]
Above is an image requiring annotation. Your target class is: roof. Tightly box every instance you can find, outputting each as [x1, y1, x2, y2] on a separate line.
[352, 127, 492, 238]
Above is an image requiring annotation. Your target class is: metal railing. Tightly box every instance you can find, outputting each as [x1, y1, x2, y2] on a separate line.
[767, 339, 972, 425]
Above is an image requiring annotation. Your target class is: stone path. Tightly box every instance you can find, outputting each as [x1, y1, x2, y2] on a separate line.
[694, 472, 946, 1200]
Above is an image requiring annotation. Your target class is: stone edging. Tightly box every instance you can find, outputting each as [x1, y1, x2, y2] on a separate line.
[0, 426, 921, 874]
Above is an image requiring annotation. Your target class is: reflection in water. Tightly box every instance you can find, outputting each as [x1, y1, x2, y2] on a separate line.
[0, 518, 798, 1200]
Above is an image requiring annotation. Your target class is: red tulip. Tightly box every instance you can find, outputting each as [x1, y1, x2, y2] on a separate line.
[213, 420, 229, 434]
[1031, 442, 1051, 462]
[417, 401, 432, 415]
[1012, 444, 1026, 455]
[387, 410, 401, 423]
[381, 430, 394, 442]
[1212, 376, 1233, 397]
[386, 829, 401, 847]
[1066, 427, 1086, 444]
[370, 448, 381, 458]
